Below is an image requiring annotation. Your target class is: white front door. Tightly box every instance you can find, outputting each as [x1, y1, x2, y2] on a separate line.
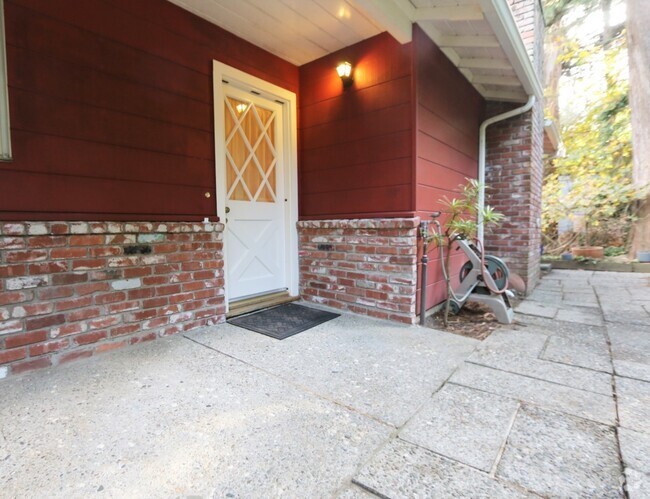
[219, 85, 287, 301]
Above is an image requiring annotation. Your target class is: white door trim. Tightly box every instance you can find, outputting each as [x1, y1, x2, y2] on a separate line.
[213, 61, 299, 311]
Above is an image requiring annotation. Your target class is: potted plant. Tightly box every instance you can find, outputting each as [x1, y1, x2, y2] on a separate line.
[570, 218, 605, 259]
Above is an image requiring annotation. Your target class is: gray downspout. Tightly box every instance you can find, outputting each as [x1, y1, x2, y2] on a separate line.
[477, 95, 536, 244]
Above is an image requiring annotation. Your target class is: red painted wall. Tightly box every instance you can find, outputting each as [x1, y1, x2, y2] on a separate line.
[0, 0, 298, 221]
[298, 33, 415, 220]
[412, 26, 484, 311]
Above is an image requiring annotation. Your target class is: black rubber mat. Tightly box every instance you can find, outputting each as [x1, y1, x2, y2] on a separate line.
[227, 303, 340, 340]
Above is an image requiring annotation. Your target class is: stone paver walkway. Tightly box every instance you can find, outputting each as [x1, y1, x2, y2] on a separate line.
[0, 270, 648, 497]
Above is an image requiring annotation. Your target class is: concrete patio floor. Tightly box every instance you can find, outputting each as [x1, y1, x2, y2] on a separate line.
[1, 270, 649, 497]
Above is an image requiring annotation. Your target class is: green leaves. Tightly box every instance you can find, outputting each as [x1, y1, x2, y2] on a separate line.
[542, 15, 637, 248]
[436, 179, 504, 244]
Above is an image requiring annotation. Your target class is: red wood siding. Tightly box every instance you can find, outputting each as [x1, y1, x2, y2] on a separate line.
[412, 25, 485, 311]
[298, 33, 414, 220]
[0, 0, 298, 221]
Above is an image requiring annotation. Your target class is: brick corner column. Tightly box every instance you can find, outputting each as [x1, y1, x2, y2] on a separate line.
[483, 97, 544, 293]
[297, 218, 420, 324]
[484, 0, 545, 293]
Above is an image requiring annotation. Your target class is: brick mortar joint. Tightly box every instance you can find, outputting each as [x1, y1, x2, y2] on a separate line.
[0, 222, 225, 236]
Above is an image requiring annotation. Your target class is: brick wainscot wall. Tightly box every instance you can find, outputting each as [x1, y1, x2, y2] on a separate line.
[298, 218, 419, 324]
[0, 222, 226, 378]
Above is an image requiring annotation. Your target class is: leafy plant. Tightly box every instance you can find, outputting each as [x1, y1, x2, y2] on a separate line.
[572, 255, 599, 264]
[427, 179, 504, 327]
[604, 245, 626, 257]
[542, 30, 643, 251]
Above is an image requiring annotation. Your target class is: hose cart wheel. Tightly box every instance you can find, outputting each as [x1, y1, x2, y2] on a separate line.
[459, 255, 509, 291]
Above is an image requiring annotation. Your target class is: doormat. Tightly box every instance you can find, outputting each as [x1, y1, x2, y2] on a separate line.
[227, 303, 340, 340]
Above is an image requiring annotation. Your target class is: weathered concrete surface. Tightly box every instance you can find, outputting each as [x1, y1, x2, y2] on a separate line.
[354, 439, 531, 498]
[496, 405, 621, 498]
[467, 330, 612, 395]
[0, 337, 392, 498]
[514, 270, 650, 499]
[186, 313, 478, 427]
[398, 383, 519, 472]
[1, 270, 648, 497]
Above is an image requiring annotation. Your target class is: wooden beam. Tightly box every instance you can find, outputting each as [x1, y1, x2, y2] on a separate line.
[459, 67, 475, 83]
[440, 47, 461, 66]
[472, 75, 522, 86]
[412, 5, 484, 21]
[459, 58, 512, 70]
[439, 35, 500, 48]
[483, 89, 528, 102]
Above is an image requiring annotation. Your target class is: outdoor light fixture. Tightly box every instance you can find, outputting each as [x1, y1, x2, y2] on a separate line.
[336, 61, 353, 87]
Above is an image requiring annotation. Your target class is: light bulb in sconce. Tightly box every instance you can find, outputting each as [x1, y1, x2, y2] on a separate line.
[336, 62, 353, 87]
[235, 103, 248, 114]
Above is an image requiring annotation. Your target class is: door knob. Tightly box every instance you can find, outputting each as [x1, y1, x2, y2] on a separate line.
[225, 206, 230, 213]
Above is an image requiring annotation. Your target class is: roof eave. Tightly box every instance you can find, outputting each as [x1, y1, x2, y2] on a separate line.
[479, 0, 544, 101]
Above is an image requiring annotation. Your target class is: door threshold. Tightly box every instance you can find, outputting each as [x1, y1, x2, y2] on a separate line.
[227, 291, 299, 318]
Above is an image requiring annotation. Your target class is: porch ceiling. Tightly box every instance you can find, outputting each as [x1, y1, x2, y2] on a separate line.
[168, 0, 542, 103]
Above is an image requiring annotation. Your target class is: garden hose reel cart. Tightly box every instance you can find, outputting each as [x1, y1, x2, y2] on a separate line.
[426, 212, 515, 325]
[451, 238, 514, 324]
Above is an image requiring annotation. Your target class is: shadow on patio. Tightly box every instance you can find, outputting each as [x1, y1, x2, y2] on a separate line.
[1, 270, 649, 497]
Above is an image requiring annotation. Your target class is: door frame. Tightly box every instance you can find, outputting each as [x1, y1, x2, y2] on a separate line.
[212, 61, 299, 311]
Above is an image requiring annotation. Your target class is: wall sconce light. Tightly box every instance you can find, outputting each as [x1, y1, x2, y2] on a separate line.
[336, 61, 353, 88]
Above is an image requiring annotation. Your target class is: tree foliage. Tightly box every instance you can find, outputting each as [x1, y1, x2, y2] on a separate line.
[541, 0, 640, 251]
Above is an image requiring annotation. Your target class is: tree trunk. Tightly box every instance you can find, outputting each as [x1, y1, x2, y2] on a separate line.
[627, 0, 650, 257]
[544, 35, 562, 123]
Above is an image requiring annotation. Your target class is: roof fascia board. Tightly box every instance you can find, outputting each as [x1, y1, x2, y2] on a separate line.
[479, 0, 543, 100]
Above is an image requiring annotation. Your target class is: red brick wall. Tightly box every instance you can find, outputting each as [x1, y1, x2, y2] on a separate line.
[0, 222, 225, 378]
[484, 100, 544, 291]
[508, 0, 544, 75]
[298, 219, 419, 324]
[484, 0, 544, 292]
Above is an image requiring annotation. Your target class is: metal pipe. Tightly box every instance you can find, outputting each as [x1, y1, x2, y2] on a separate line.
[477, 95, 536, 244]
[419, 220, 429, 326]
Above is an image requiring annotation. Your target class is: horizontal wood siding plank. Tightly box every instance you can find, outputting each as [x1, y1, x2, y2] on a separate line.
[301, 130, 412, 172]
[4, 130, 214, 187]
[301, 158, 412, 194]
[417, 104, 478, 160]
[417, 131, 477, 176]
[301, 185, 412, 217]
[415, 185, 465, 213]
[414, 27, 482, 137]
[8, 44, 211, 131]
[300, 33, 412, 104]
[6, 3, 209, 103]
[416, 158, 473, 195]
[414, 24, 483, 239]
[301, 103, 411, 151]
[0, 170, 212, 216]
[10, 88, 214, 160]
[12, 0, 214, 75]
[102, 0, 298, 92]
[299, 33, 414, 218]
[300, 76, 412, 129]
[2, 0, 299, 220]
